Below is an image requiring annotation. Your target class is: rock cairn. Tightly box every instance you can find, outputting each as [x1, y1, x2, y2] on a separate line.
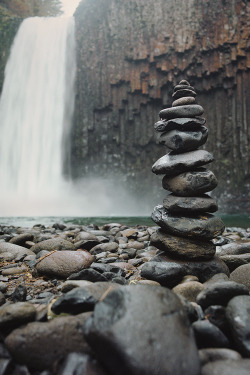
[151, 80, 225, 261]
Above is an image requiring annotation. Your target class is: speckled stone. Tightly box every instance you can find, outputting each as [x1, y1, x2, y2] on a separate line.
[152, 150, 213, 176]
[154, 117, 206, 132]
[162, 168, 218, 196]
[152, 205, 225, 240]
[159, 105, 204, 120]
[172, 96, 196, 107]
[163, 194, 218, 214]
[156, 126, 208, 152]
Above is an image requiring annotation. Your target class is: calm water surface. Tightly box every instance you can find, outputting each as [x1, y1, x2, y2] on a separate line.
[0, 214, 249, 229]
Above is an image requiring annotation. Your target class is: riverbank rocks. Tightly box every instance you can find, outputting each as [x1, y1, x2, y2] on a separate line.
[35, 250, 94, 278]
[151, 80, 225, 264]
[84, 285, 200, 375]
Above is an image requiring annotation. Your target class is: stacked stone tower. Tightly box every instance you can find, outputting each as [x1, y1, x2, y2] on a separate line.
[151, 80, 225, 261]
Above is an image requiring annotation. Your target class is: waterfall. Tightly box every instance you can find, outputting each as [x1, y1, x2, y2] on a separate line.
[0, 16, 76, 215]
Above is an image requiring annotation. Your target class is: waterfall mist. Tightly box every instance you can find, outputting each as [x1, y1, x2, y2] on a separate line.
[0, 13, 151, 217]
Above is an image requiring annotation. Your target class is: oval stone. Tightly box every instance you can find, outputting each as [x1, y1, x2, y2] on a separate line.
[154, 117, 206, 132]
[172, 89, 197, 99]
[162, 168, 218, 196]
[152, 150, 213, 176]
[151, 205, 225, 240]
[172, 96, 196, 107]
[159, 105, 204, 120]
[156, 126, 208, 152]
[163, 194, 218, 214]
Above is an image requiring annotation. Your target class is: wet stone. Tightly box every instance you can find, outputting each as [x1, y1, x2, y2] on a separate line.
[196, 281, 249, 309]
[154, 117, 206, 132]
[152, 205, 225, 240]
[162, 168, 218, 196]
[84, 285, 200, 375]
[152, 150, 214, 176]
[163, 194, 218, 214]
[172, 96, 196, 107]
[226, 295, 250, 357]
[156, 126, 208, 152]
[159, 104, 204, 120]
[199, 348, 242, 366]
[201, 359, 250, 375]
[140, 261, 186, 288]
[172, 88, 197, 99]
[192, 320, 230, 349]
[150, 229, 216, 260]
[68, 268, 108, 282]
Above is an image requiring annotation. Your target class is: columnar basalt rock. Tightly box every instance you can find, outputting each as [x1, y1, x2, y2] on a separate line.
[151, 80, 225, 261]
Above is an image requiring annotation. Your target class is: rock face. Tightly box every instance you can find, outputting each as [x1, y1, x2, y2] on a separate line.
[73, 0, 249, 212]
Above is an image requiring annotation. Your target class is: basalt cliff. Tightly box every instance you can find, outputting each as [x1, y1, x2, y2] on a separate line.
[73, 0, 249, 213]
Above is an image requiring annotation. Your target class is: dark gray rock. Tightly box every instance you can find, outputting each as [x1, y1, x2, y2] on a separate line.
[0, 292, 5, 306]
[172, 96, 196, 107]
[11, 285, 27, 302]
[51, 282, 120, 315]
[9, 233, 34, 246]
[163, 194, 218, 214]
[151, 254, 230, 282]
[199, 348, 242, 366]
[162, 168, 218, 196]
[230, 264, 250, 290]
[30, 238, 74, 254]
[154, 117, 206, 132]
[84, 285, 200, 375]
[192, 320, 230, 348]
[156, 126, 208, 152]
[57, 352, 107, 375]
[90, 262, 125, 277]
[140, 261, 186, 287]
[152, 149, 213, 176]
[5, 313, 91, 371]
[152, 205, 225, 240]
[68, 268, 108, 282]
[201, 359, 250, 375]
[217, 242, 250, 256]
[0, 302, 36, 333]
[150, 230, 216, 260]
[196, 281, 249, 309]
[218, 254, 250, 272]
[90, 242, 118, 255]
[0, 359, 13, 375]
[204, 305, 228, 333]
[159, 104, 204, 120]
[172, 88, 197, 99]
[226, 295, 250, 357]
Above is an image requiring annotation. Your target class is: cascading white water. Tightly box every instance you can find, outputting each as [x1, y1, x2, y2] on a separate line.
[0, 16, 76, 215]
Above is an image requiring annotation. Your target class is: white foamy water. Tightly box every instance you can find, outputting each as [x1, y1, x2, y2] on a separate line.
[0, 16, 77, 215]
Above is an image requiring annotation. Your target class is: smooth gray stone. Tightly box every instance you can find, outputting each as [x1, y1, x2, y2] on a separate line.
[172, 88, 197, 99]
[84, 285, 201, 375]
[0, 302, 36, 333]
[196, 281, 249, 309]
[163, 194, 218, 214]
[140, 261, 187, 287]
[159, 104, 204, 120]
[156, 126, 208, 152]
[199, 348, 242, 366]
[192, 320, 230, 349]
[150, 254, 230, 283]
[219, 254, 250, 272]
[154, 117, 206, 132]
[230, 264, 250, 290]
[5, 313, 91, 371]
[172, 96, 196, 107]
[217, 242, 250, 256]
[201, 359, 250, 375]
[162, 168, 218, 196]
[226, 295, 250, 357]
[30, 238, 74, 254]
[151, 205, 225, 240]
[150, 229, 216, 260]
[173, 84, 195, 92]
[152, 150, 213, 176]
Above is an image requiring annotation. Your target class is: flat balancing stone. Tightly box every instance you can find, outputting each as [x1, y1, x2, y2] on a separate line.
[163, 194, 218, 214]
[154, 117, 206, 132]
[159, 104, 204, 120]
[152, 149, 214, 176]
[151, 205, 225, 240]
